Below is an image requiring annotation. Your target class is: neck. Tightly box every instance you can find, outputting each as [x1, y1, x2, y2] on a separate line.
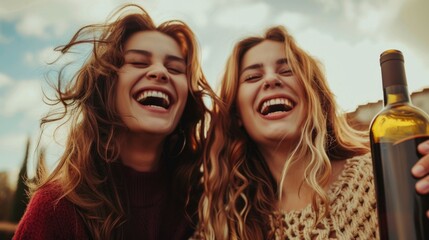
[259, 142, 313, 211]
[119, 131, 165, 172]
[260, 142, 347, 211]
[260, 144, 308, 192]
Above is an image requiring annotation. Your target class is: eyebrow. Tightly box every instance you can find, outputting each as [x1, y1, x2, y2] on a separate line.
[276, 58, 288, 65]
[124, 49, 152, 57]
[124, 49, 186, 64]
[240, 58, 289, 75]
[240, 63, 263, 75]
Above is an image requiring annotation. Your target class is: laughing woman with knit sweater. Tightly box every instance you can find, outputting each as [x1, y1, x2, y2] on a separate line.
[195, 26, 429, 239]
[13, 4, 215, 240]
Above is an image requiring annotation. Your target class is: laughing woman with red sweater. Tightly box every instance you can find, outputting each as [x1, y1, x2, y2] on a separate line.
[13, 4, 215, 240]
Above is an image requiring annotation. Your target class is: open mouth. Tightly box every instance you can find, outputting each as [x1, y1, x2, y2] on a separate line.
[134, 90, 171, 110]
[259, 97, 294, 116]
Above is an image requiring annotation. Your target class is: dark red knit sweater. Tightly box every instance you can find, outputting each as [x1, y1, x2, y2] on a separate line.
[13, 164, 194, 240]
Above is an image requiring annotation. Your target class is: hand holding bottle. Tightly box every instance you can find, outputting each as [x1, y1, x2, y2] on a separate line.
[413, 140, 429, 219]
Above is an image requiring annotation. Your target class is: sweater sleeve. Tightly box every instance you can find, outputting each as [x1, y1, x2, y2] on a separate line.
[13, 185, 87, 240]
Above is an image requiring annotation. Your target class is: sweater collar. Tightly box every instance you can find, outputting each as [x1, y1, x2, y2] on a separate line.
[114, 162, 170, 207]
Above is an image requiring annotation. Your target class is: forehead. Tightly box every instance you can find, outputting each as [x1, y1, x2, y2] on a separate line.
[241, 40, 285, 68]
[124, 31, 184, 58]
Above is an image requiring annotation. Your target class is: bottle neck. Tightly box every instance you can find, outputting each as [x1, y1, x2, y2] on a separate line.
[383, 85, 411, 106]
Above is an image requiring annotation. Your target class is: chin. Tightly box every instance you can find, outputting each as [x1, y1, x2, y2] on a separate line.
[146, 126, 175, 135]
[261, 129, 298, 141]
[126, 123, 174, 135]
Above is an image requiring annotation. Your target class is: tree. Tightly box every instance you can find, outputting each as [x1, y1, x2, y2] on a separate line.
[35, 147, 47, 183]
[0, 172, 13, 220]
[10, 137, 30, 223]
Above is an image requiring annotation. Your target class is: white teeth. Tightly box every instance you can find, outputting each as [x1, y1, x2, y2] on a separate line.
[146, 105, 165, 109]
[136, 90, 170, 105]
[260, 98, 293, 113]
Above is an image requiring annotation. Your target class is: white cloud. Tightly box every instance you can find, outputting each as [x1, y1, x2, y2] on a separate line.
[274, 11, 308, 32]
[2, 0, 132, 38]
[397, 48, 429, 95]
[356, 4, 383, 33]
[355, 1, 399, 34]
[149, 0, 215, 27]
[201, 45, 212, 66]
[340, 0, 405, 35]
[2, 0, 221, 39]
[0, 73, 12, 88]
[342, 0, 355, 20]
[200, 45, 220, 88]
[214, 2, 271, 29]
[0, 0, 33, 20]
[24, 46, 62, 66]
[293, 26, 429, 112]
[313, 0, 407, 37]
[386, 0, 429, 65]
[0, 131, 62, 178]
[314, 0, 340, 11]
[24, 52, 35, 65]
[295, 29, 378, 111]
[16, 14, 50, 38]
[34, 112, 71, 174]
[0, 133, 27, 154]
[0, 79, 47, 118]
[0, 132, 29, 173]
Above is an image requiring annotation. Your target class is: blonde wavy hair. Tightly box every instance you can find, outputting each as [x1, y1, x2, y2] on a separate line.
[197, 26, 369, 239]
[35, 4, 214, 239]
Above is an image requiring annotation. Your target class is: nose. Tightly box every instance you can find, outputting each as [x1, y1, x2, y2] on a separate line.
[263, 76, 283, 90]
[147, 65, 168, 82]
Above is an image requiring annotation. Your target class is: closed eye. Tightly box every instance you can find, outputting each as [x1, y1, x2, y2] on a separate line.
[279, 69, 293, 76]
[130, 62, 149, 68]
[165, 60, 186, 75]
[168, 68, 185, 74]
[243, 74, 262, 82]
[166, 65, 186, 75]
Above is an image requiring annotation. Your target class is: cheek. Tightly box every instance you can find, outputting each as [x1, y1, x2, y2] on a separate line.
[236, 87, 246, 108]
[117, 67, 140, 87]
[115, 80, 130, 113]
[236, 95, 253, 129]
[177, 78, 189, 102]
[294, 104, 307, 128]
[236, 87, 254, 115]
[116, 74, 128, 95]
[115, 78, 124, 94]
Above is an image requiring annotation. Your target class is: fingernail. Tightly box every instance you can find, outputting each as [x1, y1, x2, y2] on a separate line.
[416, 180, 429, 193]
[412, 165, 425, 177]
[419, 141, 429, 152]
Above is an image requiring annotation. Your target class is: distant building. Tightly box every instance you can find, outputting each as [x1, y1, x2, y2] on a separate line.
[347, 88, 429, 131]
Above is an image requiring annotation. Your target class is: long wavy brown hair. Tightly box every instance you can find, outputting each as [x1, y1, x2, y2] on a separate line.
[197, 26, 370, 239]
[35, 4, 215, 239]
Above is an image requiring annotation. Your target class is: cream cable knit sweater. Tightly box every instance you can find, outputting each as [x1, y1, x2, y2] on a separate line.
[268, 154, 378, 240]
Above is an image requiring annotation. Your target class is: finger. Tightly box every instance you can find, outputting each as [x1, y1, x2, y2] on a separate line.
[418, 140, 429, 155]
[412, 155, 429, 178]
[415, 175, 429, 195]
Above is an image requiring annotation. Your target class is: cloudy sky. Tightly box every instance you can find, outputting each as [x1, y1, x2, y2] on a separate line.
[1, 0, 428, 178]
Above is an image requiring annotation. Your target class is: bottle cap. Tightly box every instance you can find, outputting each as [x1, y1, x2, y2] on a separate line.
[379, 49, 407, 87]
[380, 49, 404, 65]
